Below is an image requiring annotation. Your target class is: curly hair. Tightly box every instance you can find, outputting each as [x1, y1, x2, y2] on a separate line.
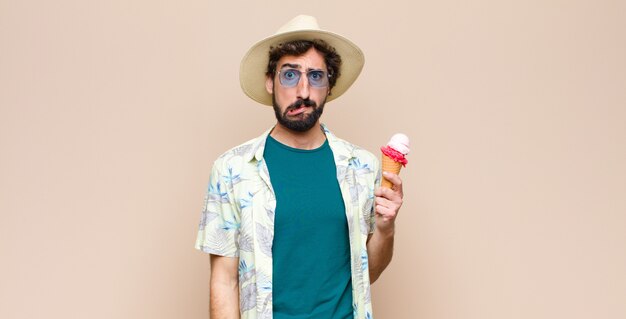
[266, 39, 342, 90]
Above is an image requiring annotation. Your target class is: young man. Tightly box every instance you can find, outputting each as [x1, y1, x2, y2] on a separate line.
[195, 15, 403, 319]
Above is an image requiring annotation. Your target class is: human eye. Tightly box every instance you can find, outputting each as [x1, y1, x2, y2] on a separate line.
[309, 70, 324, 81]
[283, 69, 299, 80]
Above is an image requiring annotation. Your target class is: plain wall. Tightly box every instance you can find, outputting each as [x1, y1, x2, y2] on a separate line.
[1, 0, 625, 318]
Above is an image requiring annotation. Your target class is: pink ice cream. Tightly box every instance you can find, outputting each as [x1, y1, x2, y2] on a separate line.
[380, 133, 410, 166]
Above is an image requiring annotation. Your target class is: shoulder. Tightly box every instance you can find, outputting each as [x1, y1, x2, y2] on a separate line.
[353, 143, 378, 166]
[332, 135, 380, 169]
[212, 135, 262, 171]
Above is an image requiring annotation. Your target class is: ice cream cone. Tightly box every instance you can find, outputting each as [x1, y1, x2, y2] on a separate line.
[381, 154, 403, 188]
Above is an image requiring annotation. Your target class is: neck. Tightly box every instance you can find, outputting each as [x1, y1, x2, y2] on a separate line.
[270, 122, 326, 150]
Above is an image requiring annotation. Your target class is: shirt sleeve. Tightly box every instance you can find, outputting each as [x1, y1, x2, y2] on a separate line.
[195, 160, 240, 257]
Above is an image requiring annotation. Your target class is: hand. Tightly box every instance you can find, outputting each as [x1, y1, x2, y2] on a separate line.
[374, 171, 404, 235]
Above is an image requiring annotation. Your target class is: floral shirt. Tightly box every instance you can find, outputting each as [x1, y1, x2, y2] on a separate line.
[195, 124, 381, 319]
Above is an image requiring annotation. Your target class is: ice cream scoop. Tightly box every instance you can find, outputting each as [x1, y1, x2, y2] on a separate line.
[380, 133, 410, 188]
[387, 133, 410, 156]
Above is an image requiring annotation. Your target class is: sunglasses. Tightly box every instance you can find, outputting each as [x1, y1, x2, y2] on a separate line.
[277, 68, 330, 88]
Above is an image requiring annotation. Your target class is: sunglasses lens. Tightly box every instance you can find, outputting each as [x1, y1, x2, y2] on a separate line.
[279, 69, 300, 87]
[308, 71, 328, 88]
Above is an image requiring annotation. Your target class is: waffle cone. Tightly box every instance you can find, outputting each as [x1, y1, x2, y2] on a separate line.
[381, 154, 403, 188]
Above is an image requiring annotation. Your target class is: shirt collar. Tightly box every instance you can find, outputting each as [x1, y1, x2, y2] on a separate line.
[243, 124, 354, 163]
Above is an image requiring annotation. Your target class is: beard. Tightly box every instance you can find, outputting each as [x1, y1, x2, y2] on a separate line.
[272, 94, 326, 133]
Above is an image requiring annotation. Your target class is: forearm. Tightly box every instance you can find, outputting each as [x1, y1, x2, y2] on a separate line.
[366, 228, 395, 284]
[210, 279, 240, 319]
[209, 255, 240, 319]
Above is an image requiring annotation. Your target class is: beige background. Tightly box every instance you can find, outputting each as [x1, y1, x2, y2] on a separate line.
[1, 0, 625, 318]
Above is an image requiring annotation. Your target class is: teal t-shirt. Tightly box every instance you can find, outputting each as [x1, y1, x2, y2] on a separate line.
[264, 135, 353, 319]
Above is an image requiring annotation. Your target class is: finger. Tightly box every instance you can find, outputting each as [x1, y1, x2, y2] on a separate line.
[376, 186, 402, 202]
[375, 197, 402, 214]
[375, 196, 394, 208]
[374, 185, 393, 197]
[374, 187, 383, 197]
[382, 171, 403, 194]
[375, 205, 398, 221]
[375, 197, 401, 216]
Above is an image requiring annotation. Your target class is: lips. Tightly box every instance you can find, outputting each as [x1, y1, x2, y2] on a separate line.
[287, 106, 308, 116]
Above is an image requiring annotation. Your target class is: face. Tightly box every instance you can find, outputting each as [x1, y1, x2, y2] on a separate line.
[265, 47, 330, 132]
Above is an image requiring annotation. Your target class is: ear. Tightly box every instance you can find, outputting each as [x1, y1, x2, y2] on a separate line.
[265, 76, 274, 94]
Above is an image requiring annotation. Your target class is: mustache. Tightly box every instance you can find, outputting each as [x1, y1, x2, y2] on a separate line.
[285, 99, 316, 113]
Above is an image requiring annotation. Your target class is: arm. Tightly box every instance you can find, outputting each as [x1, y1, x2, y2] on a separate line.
[209, 255, 240, 319]
[366, 224, 395, 284]
[366, 171, 403, 284]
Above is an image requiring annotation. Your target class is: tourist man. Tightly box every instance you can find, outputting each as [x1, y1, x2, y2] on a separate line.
[195, 15, 404, 319]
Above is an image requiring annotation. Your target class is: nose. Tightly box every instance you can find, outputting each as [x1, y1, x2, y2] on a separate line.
[295, 75, 310, 100]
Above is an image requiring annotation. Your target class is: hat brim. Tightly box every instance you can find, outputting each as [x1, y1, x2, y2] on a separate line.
[240, 29, 365, 106]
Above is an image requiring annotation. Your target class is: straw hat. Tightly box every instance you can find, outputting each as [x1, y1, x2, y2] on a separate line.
[239, 15, 365, 106]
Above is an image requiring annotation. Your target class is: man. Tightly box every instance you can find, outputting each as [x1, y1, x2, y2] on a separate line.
[195, 15, 403, 319]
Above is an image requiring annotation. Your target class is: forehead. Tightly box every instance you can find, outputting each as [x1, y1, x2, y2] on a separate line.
[276, 47, 327, 70]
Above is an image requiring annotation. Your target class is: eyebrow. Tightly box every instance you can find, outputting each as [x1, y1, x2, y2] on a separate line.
[279, 63, 325, 72]
[279, 63, 301, 70]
